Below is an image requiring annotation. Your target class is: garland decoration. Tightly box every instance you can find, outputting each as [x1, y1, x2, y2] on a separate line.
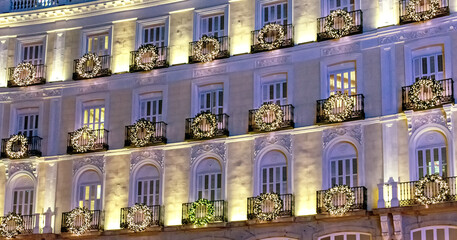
[13, 62, 36, 87]
[406, 0, 440, 22]
[71, 126, 97, 153]
[76, 53, 102, 79]
[5, 135, 28, 159]
[255, 103, 284, 131]
[188, 199, 214, 226]
[323, 185, 355, 216]
[66, 207, 93, 235]
[408, 78, 443, 110]
[191, 112, 218, 139]
[414, 174, 449, 205]
[0, 212, 24, 239]
[323, 91, 354, 123]
[129, 119, 155, 147]
[257, 23, 285, 50]
[253, 193, 283, 221]
[324, 9, 354, 39]
[127, 204, 152, 232]
[135, 44, 159, 70]
[193, 35, 220, 63]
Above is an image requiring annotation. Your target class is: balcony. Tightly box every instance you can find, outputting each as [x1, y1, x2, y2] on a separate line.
[61, 210, 103, 233]
[317, 10, 363, 41]
[130, 46, 169, 72]
[316, 94, 364, 124]
[185, 113, 229, 140]
[10, 0, 97, 12]
[7, 64, 46, 87]
[316, 186, 367, 214]
[125, 121, 167, 147]
[251, 24, 294, 53]
[248, 104, 294, 133]
[0, 214, 39, 235]
[120, 205, 163, 229]
[399, 0, 449, 24]
[189, 36, 230, 63]
[73, 55, 111, 80]
[182, 200, 227, 225]
[247, 194, 294, 220]
[402, 78, 454, 111]
[67, 129, 109, 154]
[1, 136, 42, 159]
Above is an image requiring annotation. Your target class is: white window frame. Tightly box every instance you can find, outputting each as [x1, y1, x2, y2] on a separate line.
[190, 156, 226, 202]
[132, 85, 168, 124]
[17, 111, 39, 137]
[9, 102, 44, 137]
[198, 84, 224, 114]
[81, 25, 113, 57]
[329, 157, 358, 187]
[417, 145, 447, 179]
[82, 102, 105, 130]
[78, 182, 102, 211]
[254, 66, 294, 108]
[5, 173, 37, 215]
[72, 166, 104, 210]
[12, 188, 34, 215]
[193, 5, 229, 41]
[412, 52, 444, 81]
[318, 232, 371, 240]
[136, 16, 170, 49]
[261, 164, 287, 194]
[254, 148, 292, 196]
[255, 0, 293, 30]
[321, 0, 360, 16]
[196, 171, 222, 201]
[75, 93, 110, 130]
[15, 35, 47, 65]
[320, 54, 362, 99]
[139, 92, 163, 122]
[191, 76, 229, 117]
[129, 161, 163, 206]
[411, 226, 457, 240]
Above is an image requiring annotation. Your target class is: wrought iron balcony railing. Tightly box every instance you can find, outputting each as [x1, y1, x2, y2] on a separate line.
[73, 55, 111, 80]
[61, 210, 103, 233]
[189, 36, 230, 63]
[399, 0, 449, 24]
[182, 200, 227, 225]
[251, 24, 294, 53]
[125, 121, 167, 147]
[67, 129, 109, 154]
[316, 94, 364, 124]
[185, 113, 229, 140]
[120, 205, 163, 229]
[0, 214, 39, 235]
[7, 64, 46, 87]
[248, 104, 294, 132]
[130, 46, 169, 72]
[247, 194, 294, 220]
[1, 136, 42, 159]
[316, 186, 367, 214]
[317, 10, 363, 41]
[402, 78, 454, 111]
[10, 0, 97, 12]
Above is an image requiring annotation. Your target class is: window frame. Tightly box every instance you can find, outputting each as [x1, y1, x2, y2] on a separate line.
[129, 160, 164, 206]
[132, 85, 168, 124]
[255, 0, 293, 30]
[410, 226, 457, 240]
[193, 5, 229, 41]
[75, 93, 110, 130]
[321, 0, 360, 16]
[190, 156, 226, 202]
[191, 76, 229, 117]
[254, 148, 292, 196]
[80, 25, 113, 57]
[318, 232, 371, 240]
[136, 16, 170, 49]
[15, 35, 47, 66]
[320, 54, 362, 99]
[72, 166, 104, 210]
[5, 173, 37, 216]
[9, 102, 44, 137]
[254, 66, 294, 108]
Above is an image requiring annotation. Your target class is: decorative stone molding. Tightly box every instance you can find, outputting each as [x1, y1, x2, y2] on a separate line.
[255, 56, 289, 68]
[0, 89, 62, 102]
[190, 143, 226, 166]
[393, 214, 403, 240]
[442, 104, 453, 131]
[78, 83, 108, 94]
[406, 110, 448, 135]
[135, 75, 166, 86]
[6, 161, 37, 179]
[130, 150, 164, 172]
[380, 215, 391, 240]
[73, 155, 105, 175]
[379, 22, 457, 45]
[321, 43, 360, 56]
[323, 125, 362, 147]
[193, 66, 227, 78]
[254, 134, 292, 157]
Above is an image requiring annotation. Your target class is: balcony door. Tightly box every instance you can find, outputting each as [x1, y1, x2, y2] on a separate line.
[260, 150, 287, 195]
[135, 164, 160, 206]
[196, 158, 222, 201]
[199, 87, 223, 115]
[415, 131, 448, 179]
[413, 53, 444, 81]
[262, 80, 287, 105]
[262, 2, 288, 26]
[17, 113, 39, 137]
[143, 25, 166, 47]
[87, 33, 109, 56]
[201, 14, 225, 38]
[327, 0, 355, 13]
[21, 43, 44, 65]
[328, 142, 358, 187]
[77, 170, 102, 211]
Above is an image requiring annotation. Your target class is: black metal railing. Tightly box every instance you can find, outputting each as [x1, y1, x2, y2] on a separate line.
[185, 113, 229, 140]
[316, 94, 364, 124]
[0, 214, 38, 234]
[251, 24, 294, 53]
[1, 136, 42, 159]
[120, 205, 163, 229]
[73, 55, 111, 80]
[10, 0, 97, 11]
[125, 121, 167, 147]
[317, 10, 363, 41]
[248, 104, 294, 132]
[130, 46, 169, 72]
[7, 64, 46, 87]
[316, 186, 367, 214]
[402, 78, 454, 111]
[399, 0, 449, 24]
[67, 129, 109, 154]
[397, 176, 457, 207]
[61, 210, 103, 233]
[189, 36, 230, 63]
[182, 200, 227, 225]
[247, 194, 294, 220]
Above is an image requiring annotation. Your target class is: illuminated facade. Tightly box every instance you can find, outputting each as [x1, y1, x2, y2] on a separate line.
[0, 0, 455, 239]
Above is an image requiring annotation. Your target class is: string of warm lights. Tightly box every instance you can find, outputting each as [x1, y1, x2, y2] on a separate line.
[253, 193, 283, 221]
[323, 91, 354, 123]
[414, 174, 449, 205]
[192, 112, 218, 139]
[408, 78, 443, 110]
[135, 44, 159, 70]
[324, 9, 354, 39]
[0, 212, 24, 239]
[254, 103, 284, 131]
[406, 0, 440, 22]
[66, 207, 93, 236]
[71, 126, 96, 153]
[188, 199, 214, 226]
[323, 185, 355, 216]
[76, 53, 102, 79]
[5, 134, 28, 159]
[13, 62, 36, 86]
[193, 35, 220, 63]
[257, 23, 285, 50]
[130, 118, 155, 147]
[127, 204, 152, 232]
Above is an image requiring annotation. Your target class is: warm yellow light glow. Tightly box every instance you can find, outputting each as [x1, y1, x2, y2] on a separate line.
[165, 203, 183, 226]
[295, 23, 317, 44]
[169, 8, 195, 14]
[170, 45, 189, 65]
[377, 0, 396, 28]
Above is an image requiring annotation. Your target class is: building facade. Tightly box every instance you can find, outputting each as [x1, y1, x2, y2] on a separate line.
[0, 0, 455, 239]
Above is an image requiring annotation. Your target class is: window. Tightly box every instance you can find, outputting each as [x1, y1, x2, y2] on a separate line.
[199, 84, 223, 114]
[77, 170, 102, 211]
[328, 142, 358, 187]
[416, 131, 447, 179]
[137, 17, 169, 49]
[10, 175, 35, 216]
[262, 80, 287, 105]
[82, 101, 105, 130]
[17, 111, 39, 137]
[413, 53, 444, 81]
[139, 93, 163, 122]
[260, 151, 287, 194]
[319, 232, 371, 240]
[411, 226, 457, 240]
[327, 0, 355, 13]
[86, 33, 110, 56]
[135, 165, 160, 206]
[195, 158, 222, 201]
[201, 14, 225, 38]
[143, 24, 166, 47]
[21, 43, 44, 65]
[262, 1, 288, 26]
[329, 62, 356, 96]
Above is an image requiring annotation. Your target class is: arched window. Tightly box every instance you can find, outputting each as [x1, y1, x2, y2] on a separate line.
[415, 131, 447, 179]
[259, 150, 287, 194]
[77, 170, 102, 210]
[319, 232, 371, 240]
[134, 164, 160, 206]
[195, 158, 222, 200]
[328, 142, 358, 187]
[9, 175, 35, 215]
[411, 226, 457, 240]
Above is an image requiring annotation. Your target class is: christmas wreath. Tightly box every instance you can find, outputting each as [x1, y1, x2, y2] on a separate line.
[71, 126, 97, 153]
[254, 103, 284, 131]
[135, 44, 159, 70]
[257, 23, 285, 50]
[129, 119, 155, 147]
[191, 112, 218, 139]
[406, 0, 440, 22]
[253, 193, 283, 221]
[188, 199, 214, 226]
[323, 92, 354, 122]
[193, 35, 220, 63]
[5, 135, 28, 159]
[13, 62, 36, 86]
[323, 185, 355, 216]
[66, 207, 93, 235]
[408, 78, 443, 110]
[324, 9, 354, 39]
[415, 174, 449, 205]
[127, 204, 152, 232]
[0, 212, 24, 238]
[76, 53, 102, 79]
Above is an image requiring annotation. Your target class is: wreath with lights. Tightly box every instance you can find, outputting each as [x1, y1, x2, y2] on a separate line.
[66, 207, 93, 235]
[323, 185, 355, 216]
[406, 0, 440, 22]
[193, 35, 220, 63]
[76, 53, 102, 79]
[253, 192, 283, 221]
[323, 92, 354, 123]
[192, 112, 218, 139]
[135, 44, 159, 70]
[254, 103, 284, 131]
[71, 126, 97, 153]
[0, 212, 24, 239]
[408, 78, 443, 110]
[5, 135, 28, 159]
[129, 119, 155, 147]
[257, 23, 285, 50]
[13, 62, 36, 87]
[324, 9, 354, 39]
[188, 199, 214, 226]
[414, 174, 449, 205]
[127, 204, 152, 232]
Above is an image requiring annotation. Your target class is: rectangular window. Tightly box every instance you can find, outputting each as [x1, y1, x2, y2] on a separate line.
[83, 105, 105, 130]
[140, 98, 163, 122]
[199, 89, 223, 114]
[197, 173, 222, 200]
[136, 178, 160, 206]
[417, 146, 447, 179]
[143, 25, 166, 47]
[22, 43, 44, 65]
[17, 113, 39, 137]
[12, 189, 34, 215]
[201, 14, 225, 38]
[328, 0, 355, 13]
[262, 80, 287, 105]
[261, 165, 287, 194]
[262, 2, 288, 26]
[87, 33, 110, 56]
[329, 68, 356, 96]
[413, 53, 444, 81]
[78, 184, 101, 210]
[330, 158, 357, 187]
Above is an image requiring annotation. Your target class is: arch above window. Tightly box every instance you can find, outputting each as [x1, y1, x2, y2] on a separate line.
[411, 226, 457, 240]
[6, 173, 36, 215]
[256, 150, 288, 195]
[318, 232, 371, 240]
[74, 168, 103, 211]
[327, 141, 358, 188]
[129, 159, 163, 206]
[194, 158, 223, 201]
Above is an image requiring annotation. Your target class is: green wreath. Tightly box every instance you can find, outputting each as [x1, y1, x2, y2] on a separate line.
[257, 23, 286, 50]
[415, 174, 449, 205]
[323, 92, 354, 123]
[324, 9, 354, 39]
[5, 134, 28, 159]
[135, 44, 159, 70]
[192, 112, 218, 139]
[0, 212, 24, 238]
[188, 199, 214, 226]
[129, 119, 155, 147]
[254, 103, 284, 131]
[323, 185, 355, 216]
[66, 207, 93, 235]
[194, 35, 220, 63]
[127, 204, 152, 232]
[253, 192, 283, 221]
[408, 78, 443, 110]
[406, 0, 440, 22]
